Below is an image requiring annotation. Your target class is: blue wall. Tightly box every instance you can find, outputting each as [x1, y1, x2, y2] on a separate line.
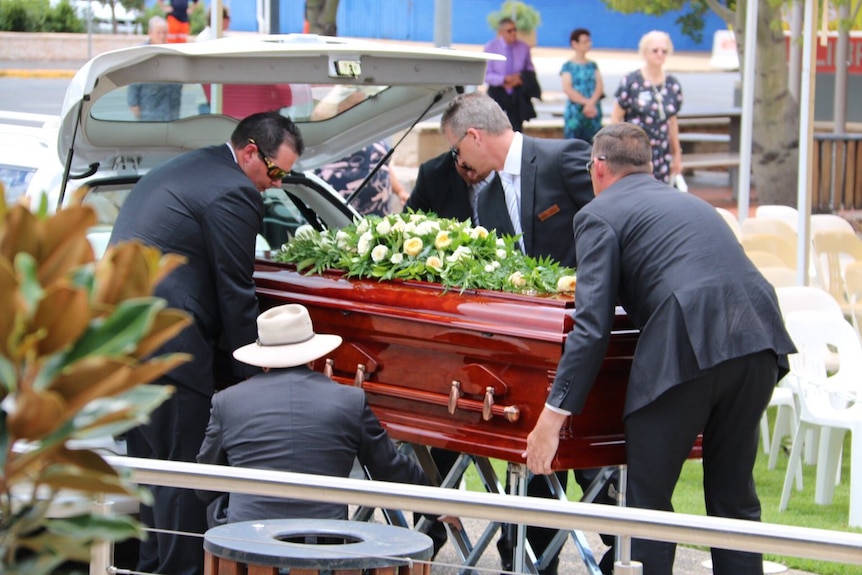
[219, 0, 727, 52]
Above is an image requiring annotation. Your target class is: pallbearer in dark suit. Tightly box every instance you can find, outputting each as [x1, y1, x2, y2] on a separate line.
[525, 123, 796, 575]
[109, 111, 304, 575]
[196, 304, 432, 524]
[405, 149, 500, 225]
[441, 92, 602, 575]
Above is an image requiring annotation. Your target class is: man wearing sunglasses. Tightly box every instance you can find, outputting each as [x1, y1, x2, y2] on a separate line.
[109, 111, 303, 575]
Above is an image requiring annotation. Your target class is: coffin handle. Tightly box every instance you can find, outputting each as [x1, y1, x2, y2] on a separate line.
[324, 358, 334, 378]
[354, 364, 366, 387]
[482, 386, 494, 421]
[448, 381, 461, 415]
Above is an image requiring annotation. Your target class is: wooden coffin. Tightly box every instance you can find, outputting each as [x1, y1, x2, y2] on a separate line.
[254, 260, 641, 471]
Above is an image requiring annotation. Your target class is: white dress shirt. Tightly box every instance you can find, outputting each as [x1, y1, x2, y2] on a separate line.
[501, 132, 525, 251]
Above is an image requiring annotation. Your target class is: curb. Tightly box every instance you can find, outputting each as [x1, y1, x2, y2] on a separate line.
[0, 68, 77, 78]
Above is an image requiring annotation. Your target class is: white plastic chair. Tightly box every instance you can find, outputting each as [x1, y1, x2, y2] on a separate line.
[811, 214, 855, 235]
[715, 207, 742, 241]
[741, 217, 797, 245]
[780, 311, 862, 528]
[758, 266, 798, 289]
[756, 204, 798, 229]
[811, 229, 862, 315]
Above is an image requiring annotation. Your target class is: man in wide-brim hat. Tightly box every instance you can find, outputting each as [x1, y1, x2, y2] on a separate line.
[196, 303, 433, 526]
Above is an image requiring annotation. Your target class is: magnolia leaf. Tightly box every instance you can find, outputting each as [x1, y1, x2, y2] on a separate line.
[127, 353, 192, 386]
[0, 204, 40, 264]
[53, 446, 117, 477]
[14, 252, 44, 315]
[0, 550, 65, 575]
[49, 356, 134, 408]
[64, 298, 167, 363]
[30, 284, 91, 356]
[46, 513, 144, 548]
[6, 387, 67, 440]
[132, 309, 192, 359]
[72, 383, 174, 440]
[94, 242, 155, 305]
[0, 255, 24, 357]
[35, 205, 96, 286]
[38, 463, 134, 497]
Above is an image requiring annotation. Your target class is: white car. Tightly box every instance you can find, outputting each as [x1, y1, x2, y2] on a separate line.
[0, 112, 63, 207]
[41, 34, 497, 255]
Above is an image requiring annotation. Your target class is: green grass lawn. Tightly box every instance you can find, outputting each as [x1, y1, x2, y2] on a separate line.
[464, 406, 860, 575]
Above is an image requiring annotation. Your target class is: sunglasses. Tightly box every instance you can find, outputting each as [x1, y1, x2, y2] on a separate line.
[586, 156, 607, 175]
[248, 138, 289, 180]
[450, 132, 475, 172]
[651, 48, 668, 54]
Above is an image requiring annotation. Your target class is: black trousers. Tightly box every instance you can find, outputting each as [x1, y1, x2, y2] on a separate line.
[625, 351, 777, 575]
[126, 381, 212, 575]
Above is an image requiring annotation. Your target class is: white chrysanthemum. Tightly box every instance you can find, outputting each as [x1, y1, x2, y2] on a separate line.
[508, 271, 526, 288]
[556, 275, 577, 293]
[335, 230, 351, 249]
[390, 252, 404, 265]
[434, 230, 452, 250]
[376, 219, 392, 235]
[404, 237, 424, 257]
[294, 224, 316, 239]
[426, 255, 443, 271]
[357, 231, 374, 256]
[371, 244, 389, 263]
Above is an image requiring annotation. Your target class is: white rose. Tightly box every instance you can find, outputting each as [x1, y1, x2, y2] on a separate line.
[294, 224, 316, 239]
[371, 244, 389, 263]
[496, 249, 507, 259]
[390, 252, 404, 265]
[508, 271, 526, 288]
[357, 231, 374, 256]
[496, 238, 505, 247]
[484, 263, 496, 273]
[404, 237, 424, 257]
[426, 255, 443, 271]
[492, 260, 501, 269]
[391, 218, 406, 232]
[470, 226, 489, 240]
[434, 230, 452, 250]
[335, 230, 351, 250]
[356, 218, 370, 234]
[556, 275, 577, 293]
[376, 219, 392, 235]
[409, 213, 427, 223]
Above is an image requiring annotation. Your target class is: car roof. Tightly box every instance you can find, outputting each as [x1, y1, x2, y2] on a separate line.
[58, 34, 500, 172]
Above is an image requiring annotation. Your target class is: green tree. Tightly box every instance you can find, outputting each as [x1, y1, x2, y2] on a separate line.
[603, 0, 800, 207]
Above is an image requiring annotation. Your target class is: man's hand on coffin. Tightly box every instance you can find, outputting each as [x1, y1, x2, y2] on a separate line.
[524, 407, 567, 475]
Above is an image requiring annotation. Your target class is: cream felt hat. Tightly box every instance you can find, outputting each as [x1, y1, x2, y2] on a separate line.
[233, 304, 342, 368]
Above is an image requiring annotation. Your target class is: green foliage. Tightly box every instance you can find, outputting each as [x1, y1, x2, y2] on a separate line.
[275, 213, 576, 296]
[190, 5, 206, 36]
[0, 190, 193, 571]
[0, 0, 85, 32]
[602, 0, 712, 43]
[43, 0, 84, 33]
[486, 1, 541, 34]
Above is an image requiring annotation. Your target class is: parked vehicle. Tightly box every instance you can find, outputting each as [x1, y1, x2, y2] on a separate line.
[0, 111, 62, 207]
[39, 34, 495, 254]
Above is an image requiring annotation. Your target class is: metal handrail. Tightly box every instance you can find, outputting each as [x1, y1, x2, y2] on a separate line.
[103, 455, 862, 568]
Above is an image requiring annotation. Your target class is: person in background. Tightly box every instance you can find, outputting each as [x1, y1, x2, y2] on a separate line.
[195, 5, 229, 42]
[610, 30, 683, 184]
[405, 149, 499, 226]
[314, 140, 407, 216]
[158, 0, 199, 43]
[525, 123, 795, 575]
[305, 0, 340, 36]
[127, 16, 182, 121]
[109, 111, 304, 575]
[196, 304, 437, 528]
[560, 28, 604, 142]
[483, 17, 539, 132]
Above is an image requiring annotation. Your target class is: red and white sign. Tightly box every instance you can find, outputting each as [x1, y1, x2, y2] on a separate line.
[786, 32, 862, 74]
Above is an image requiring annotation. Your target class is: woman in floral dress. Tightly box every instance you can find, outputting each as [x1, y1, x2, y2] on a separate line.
[611, 30, 683, 184]
[560, 28, 604, 142]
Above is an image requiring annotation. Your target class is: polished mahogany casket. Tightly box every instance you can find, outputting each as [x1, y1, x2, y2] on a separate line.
[254, 259, 640, 471]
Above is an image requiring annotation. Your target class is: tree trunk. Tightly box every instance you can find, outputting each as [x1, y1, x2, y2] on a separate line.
[734, 0, 800, 206]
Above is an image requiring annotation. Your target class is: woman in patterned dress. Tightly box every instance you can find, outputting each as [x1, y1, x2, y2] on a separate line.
[560, 28, 604, 142]
[611, 30, 683, 184]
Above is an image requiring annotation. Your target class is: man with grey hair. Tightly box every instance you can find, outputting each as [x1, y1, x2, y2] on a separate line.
[440, 92, 592, 267]
[525, 123, 795, 575]
[127, 16, 182, 121]
[440, 91, 603, 575]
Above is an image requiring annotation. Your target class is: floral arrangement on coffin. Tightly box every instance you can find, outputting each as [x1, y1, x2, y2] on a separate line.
[275, 212, 576, 295]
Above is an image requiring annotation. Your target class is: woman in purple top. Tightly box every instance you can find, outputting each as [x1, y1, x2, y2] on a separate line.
[483, 17, 537, 132]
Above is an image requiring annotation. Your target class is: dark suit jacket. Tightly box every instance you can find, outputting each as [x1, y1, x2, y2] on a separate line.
[477, 135, 593, 266]
[405, 151, 473, 221]
[109, 144, 262, 396]
[546, 173, 795, 417]
[196, 367, 429, 523]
